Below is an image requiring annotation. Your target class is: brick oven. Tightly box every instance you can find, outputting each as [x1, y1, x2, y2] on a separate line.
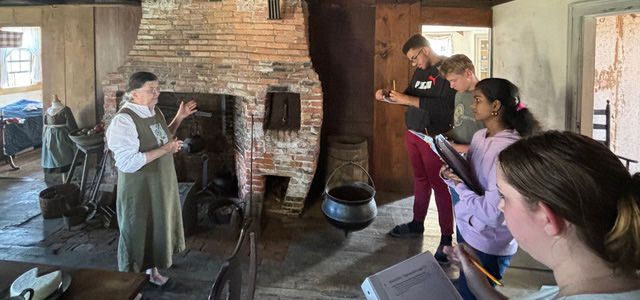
[102, 0, 323, 214]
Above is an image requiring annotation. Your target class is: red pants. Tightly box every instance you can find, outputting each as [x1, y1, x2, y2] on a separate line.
[405, 131, 454, 235]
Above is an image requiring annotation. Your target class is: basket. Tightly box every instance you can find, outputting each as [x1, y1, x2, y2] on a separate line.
[68, 127, 105, 147]
[39, 184, 80, 219]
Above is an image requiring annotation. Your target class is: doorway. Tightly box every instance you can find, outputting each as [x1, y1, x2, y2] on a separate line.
[591, 14, 639, 172]
[0, 26, 43, 176]
[422, 25, 491, 80]
[567, 0, 640, 172]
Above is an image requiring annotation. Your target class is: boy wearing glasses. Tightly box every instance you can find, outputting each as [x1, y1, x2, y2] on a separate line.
[375, 34, 456, 264]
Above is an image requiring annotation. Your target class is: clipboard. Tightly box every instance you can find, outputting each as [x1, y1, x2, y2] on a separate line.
[434, 135, 484, 195]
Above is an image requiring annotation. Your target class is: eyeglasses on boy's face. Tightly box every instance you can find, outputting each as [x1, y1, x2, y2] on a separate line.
[409, 48, 424, 66]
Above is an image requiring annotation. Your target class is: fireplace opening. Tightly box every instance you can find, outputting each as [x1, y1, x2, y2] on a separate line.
[263, 175, 290, 212]
[157, 92, 239, 195]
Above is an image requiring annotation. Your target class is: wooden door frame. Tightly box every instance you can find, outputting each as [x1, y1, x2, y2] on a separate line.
[566, 0, 640, 134]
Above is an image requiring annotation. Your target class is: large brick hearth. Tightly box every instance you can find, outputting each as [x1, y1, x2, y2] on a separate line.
[102, 0, 323, 214]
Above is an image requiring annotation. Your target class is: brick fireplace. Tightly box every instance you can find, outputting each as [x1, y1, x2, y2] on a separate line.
[102, 0, 323, 214]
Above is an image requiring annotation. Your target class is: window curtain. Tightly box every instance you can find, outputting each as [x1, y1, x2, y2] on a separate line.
[0, 48, 11, 88]
[22, 27, 42, 84]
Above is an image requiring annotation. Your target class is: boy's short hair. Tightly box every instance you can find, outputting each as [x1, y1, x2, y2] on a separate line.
[402, 34, 430, 55]
[439, 54, 475, 77]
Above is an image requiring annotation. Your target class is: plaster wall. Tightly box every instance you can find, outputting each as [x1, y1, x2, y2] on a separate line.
[492, 0, 582, 130]
[0, 6, 96, 128]
[594, 14, 640, 173]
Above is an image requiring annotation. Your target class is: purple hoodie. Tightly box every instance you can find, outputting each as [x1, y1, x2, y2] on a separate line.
[446, 128, 520, 256]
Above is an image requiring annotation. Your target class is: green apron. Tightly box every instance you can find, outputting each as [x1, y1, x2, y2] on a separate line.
[116, 106, 185, 273]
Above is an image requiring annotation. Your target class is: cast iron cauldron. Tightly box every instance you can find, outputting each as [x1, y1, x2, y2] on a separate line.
[322, 162, 377, 236]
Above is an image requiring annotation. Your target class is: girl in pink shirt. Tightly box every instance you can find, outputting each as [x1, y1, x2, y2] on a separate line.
[442, 78, 541, 300]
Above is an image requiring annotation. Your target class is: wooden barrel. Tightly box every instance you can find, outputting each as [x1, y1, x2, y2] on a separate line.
[326, 135, 369, 184]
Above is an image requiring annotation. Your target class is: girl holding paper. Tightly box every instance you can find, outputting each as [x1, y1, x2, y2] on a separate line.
[441, 78, 541, 300]
[446, 131, 640, 300]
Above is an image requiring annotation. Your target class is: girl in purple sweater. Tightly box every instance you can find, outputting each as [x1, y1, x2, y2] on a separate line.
[441, 78, 541, 300]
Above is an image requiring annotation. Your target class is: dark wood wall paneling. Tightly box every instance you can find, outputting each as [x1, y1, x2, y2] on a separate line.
[308, 0, 494, 194]
[420, 7, 492, 26]
[307, 0, 377, 194]
[372, 2, 421, 192]
[94, 6, 142, 122]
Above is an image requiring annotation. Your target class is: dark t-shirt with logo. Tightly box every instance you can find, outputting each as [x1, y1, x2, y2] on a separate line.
[404, 62, 456, 136]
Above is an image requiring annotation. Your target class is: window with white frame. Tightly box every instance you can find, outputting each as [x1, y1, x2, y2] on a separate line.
[5, 48, 34, 87]
[1, 26, 41, 89]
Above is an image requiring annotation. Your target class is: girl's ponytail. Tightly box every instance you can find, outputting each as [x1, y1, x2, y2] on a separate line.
[605, 173, 640, 269]
[475, 78, 542, 137]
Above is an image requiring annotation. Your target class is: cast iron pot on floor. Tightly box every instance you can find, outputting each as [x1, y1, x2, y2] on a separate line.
[322, 162, 377, 236]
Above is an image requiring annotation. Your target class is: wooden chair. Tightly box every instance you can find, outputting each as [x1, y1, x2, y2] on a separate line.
[208, 218, 258, 300]
[593, 100, 638, 170]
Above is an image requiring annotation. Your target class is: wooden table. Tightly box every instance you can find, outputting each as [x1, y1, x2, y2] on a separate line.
[0, 260, 147, 300]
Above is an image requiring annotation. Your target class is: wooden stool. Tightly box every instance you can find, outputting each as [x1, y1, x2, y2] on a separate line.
[65, 142, 107, 204]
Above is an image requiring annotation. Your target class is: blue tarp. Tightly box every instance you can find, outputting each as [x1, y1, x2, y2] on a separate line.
[1, 99, 43, 155]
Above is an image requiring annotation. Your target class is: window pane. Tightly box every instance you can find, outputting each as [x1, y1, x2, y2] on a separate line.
[14, 73, 31, 87]
[8, 50, 19, 60]
[7, 74, 16, 86]
[21, 61, 30, 71]
[22, 49, 32, 60]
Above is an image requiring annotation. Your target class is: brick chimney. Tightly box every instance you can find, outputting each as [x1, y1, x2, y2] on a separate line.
[102, 0, 323, 214]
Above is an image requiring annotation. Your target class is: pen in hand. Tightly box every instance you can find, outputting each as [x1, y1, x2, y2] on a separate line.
[393, 80, 396, 91]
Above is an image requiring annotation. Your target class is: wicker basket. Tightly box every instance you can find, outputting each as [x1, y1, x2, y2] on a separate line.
[39, 184, 79, 219]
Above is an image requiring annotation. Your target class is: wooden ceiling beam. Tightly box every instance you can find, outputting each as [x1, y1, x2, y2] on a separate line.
[0, 0, 140, 6]
[419, 0, 513, 8]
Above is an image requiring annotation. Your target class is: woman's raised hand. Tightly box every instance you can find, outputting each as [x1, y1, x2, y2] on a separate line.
[177, 100, 198, 120]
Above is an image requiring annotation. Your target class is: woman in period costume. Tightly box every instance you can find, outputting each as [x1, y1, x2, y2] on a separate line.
[42, 95, 78, 175]
[106, 71, 197, 290]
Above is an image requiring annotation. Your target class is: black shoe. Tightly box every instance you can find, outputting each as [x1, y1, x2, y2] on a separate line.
[149, 278, 176, 292]
[388, 222, 424, 239]
[435, 235, 452, 265]
[434, 243, 449, 265]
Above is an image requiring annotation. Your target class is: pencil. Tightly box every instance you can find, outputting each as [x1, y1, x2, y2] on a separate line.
[393, 80, 396, 91]
[465, 252, 503, 286]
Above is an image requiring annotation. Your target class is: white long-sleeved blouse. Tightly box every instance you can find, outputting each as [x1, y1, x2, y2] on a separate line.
[106, 101, 160, 173]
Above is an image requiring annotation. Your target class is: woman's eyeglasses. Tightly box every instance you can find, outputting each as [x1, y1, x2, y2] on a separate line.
[137, 87, 160, 94]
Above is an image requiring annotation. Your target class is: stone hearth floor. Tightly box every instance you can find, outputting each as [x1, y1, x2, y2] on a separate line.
[1, 149, 554, 299]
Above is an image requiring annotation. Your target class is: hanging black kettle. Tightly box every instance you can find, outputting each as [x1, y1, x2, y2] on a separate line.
[182, 118, 206, 153]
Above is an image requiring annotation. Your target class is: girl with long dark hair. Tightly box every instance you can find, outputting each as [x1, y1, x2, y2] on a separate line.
[441, 78, 541, 299]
